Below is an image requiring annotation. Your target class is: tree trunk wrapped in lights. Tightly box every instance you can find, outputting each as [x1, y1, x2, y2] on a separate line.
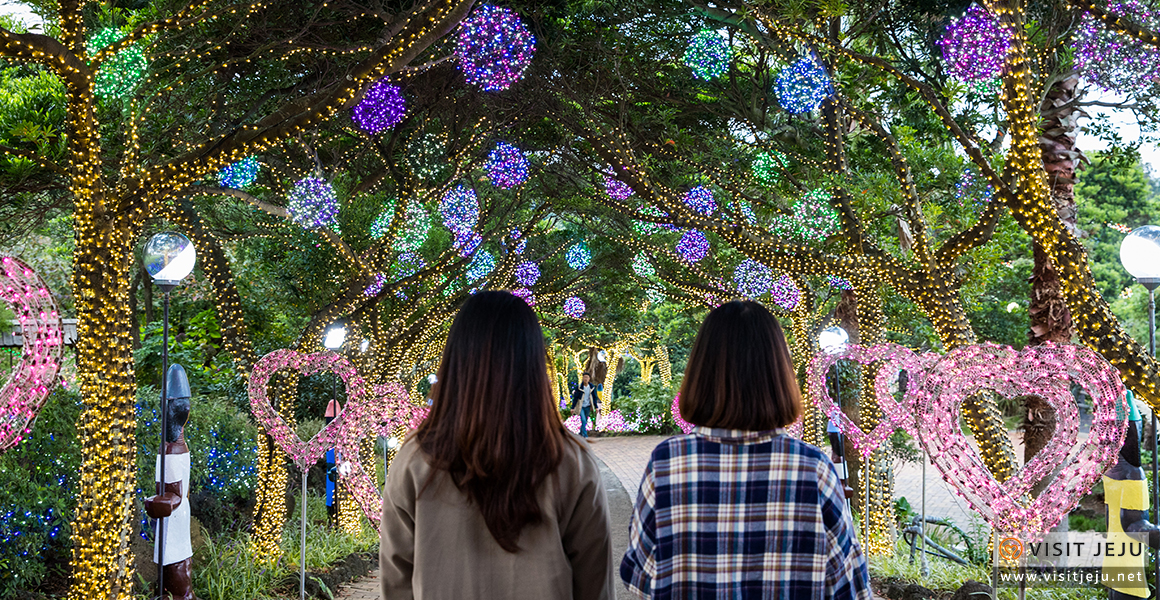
[1025, 72, 1084, 488]
[0, 1, 479, 594]
[987, 0, 1160, 408]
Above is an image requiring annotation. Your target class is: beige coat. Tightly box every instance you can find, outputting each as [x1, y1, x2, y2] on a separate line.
[380, 433, 615, 600]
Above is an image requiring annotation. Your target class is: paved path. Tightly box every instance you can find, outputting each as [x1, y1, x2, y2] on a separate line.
[335, 442, 637, 600]
[337, 431, 1030, 598]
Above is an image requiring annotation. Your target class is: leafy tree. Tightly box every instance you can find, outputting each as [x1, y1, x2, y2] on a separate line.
[1076, 153, 1160, 299]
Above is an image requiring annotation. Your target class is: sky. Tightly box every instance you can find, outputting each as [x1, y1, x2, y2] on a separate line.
[1077, 93, 1160, 172]
[0, 1, 39, 29]
[0, 1, 1155, 172]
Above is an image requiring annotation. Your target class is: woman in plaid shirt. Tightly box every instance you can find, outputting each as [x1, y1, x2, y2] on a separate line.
[620, 301, 871, 599]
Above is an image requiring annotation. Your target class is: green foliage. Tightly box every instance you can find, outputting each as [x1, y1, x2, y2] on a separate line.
[1076, 154, 1160, 300]
[191, 492, 377, 600]
[0, 389, 82, 598]
[134, 387, 259, 534]
[613, 378, 680, 434]
[1068, 511, 1106, 532]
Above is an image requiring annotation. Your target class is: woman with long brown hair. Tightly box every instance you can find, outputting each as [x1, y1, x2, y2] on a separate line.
[620, 301, 870, 599]
[380, 291, 615, 599]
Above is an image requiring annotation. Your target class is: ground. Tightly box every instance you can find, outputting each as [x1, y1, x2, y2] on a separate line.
[334, 433, 980, 599]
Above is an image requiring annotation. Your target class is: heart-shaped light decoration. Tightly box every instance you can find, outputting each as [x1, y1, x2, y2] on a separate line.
[248, 349, 372, 472]
[671, 393, 694, 434]
[334, 381, 425, 530]
[0, 256, 64, 453]
[806, 343, 929, 458]
[918, 343, 1126, 538]
[250, 353, 433, 531]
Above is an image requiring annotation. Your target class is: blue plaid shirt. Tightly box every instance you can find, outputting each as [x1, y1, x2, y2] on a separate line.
[620, 427, 871, 599]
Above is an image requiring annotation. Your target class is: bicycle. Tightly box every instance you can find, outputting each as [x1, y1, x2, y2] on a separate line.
[900, 515, 975, 566]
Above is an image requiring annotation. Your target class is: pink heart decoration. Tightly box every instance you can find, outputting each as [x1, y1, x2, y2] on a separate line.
[248, 349, 372, 472]
[249, 352, 432, 532]
[918, 342, 1126, 538]
[0, 256, 64, 453]
[335, 381, 423, 531]
[806, 343, 929, 458]
[671, 393, 694, 434]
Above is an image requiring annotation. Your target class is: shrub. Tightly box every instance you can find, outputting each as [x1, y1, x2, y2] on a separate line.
[613, 378, 680, 435]
[136, 387, 259, 537]
[0, 388, 81, 598]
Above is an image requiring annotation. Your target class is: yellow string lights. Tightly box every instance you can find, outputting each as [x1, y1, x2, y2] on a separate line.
[0, 0, 482, 595]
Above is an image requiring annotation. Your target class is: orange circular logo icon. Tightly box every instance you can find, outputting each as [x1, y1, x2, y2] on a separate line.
[998, 537, 1024, 561]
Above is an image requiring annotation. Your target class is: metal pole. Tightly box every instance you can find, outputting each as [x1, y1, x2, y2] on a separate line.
[157, 291, 170, 598]
[301, 470, 308, 600]
[1147, 287, 1156, 599]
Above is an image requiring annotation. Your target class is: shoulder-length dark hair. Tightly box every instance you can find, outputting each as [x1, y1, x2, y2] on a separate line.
[678, 301, 802, 430]
[413, 290, 571, 552]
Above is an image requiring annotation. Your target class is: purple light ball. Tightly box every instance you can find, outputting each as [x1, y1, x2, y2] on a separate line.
[938, 5, 1010, 83]
[676, 230, 709, 263]
[353, 79, 406, 133]
[485, 141, 529, 189]
[456, 5, 536, 92]
[563, 296, 586, 318]
[515, 260, 541, 286]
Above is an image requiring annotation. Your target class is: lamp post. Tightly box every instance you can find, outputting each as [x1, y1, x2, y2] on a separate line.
[1120, 224, 1160, 594]
[142, 232, 196, 597]
[818, 327, 853, 506]
[303, 323, 346, 600]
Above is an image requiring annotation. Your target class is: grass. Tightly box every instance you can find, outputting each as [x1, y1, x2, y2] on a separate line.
[176, 490, 377, 600]
[871, 544, 1124, 600]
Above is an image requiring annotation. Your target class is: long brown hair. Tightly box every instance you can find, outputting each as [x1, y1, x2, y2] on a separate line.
[414, 290, 570, 552]
[679, 301, 802, 430]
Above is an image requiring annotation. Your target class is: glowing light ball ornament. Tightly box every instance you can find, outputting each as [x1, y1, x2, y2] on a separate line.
[407, 132, 447, 183]
[563, 296, 586, 318]
[485, 142, 529, 189]
[440, 185, 479, 234]
[353, 78, 406, 133]
[605, 174, 634, 200]
[775, 54, 834, 114]
[645, 285, 666, 305]
[512, 287, 536, 306]
[752, 151, 788, 185]
[1074, 0, 1160, 95]
[566, 242, 591, 270]
[0, 256, 64, 453]
[288, 177, 340, 229]
[394, 252, 426, 279]
[634, 205, 671, 235]
[683, 186, 716, 216]
[734, 259, 773, 298]
[676, 230, 709, 263]
[467, 251, 496, 280]
[684, 30, 731, 80]
[453, 231, 483, 256]
[515, 261, 541, 286]
[87, 28, 148, 99]
[770, 274, 801, 310]
[938, 5, 1010, 83]
[632, 253, 656, 278]
[456, 5, 536, 92]
[827, 275, 853, 291]
[392, 202, 431, 252]
[772, 190, 839, 243]
[370, 200, 397, 239]
[219, 156, 259, 189]
[364, 273, 388, 297]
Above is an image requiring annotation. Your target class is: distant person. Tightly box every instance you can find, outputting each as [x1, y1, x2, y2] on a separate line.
[381, 291, 615, 600]
[571, 372, 601, 438]
[621, 301, 871, 599]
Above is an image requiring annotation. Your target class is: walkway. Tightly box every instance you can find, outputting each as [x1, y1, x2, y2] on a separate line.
[337, 432, 1007, 599]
